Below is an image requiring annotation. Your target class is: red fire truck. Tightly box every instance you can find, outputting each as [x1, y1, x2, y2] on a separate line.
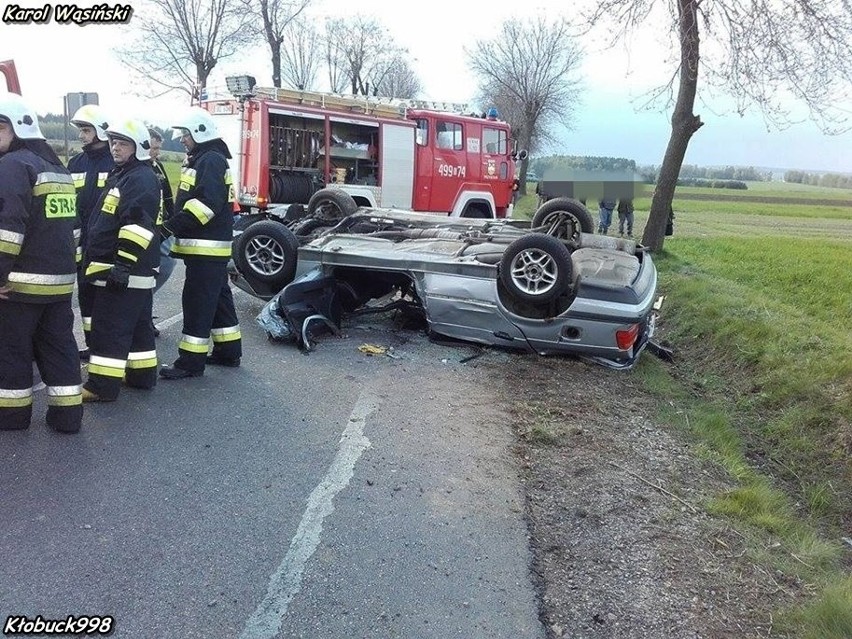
[202, 76, 522, 221]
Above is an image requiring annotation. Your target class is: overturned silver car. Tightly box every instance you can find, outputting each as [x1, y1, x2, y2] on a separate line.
[230, 200, 659, 369]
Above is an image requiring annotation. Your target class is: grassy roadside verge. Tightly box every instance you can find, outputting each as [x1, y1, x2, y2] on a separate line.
[514, 189, 851, 635]
[642, 235, 851, 637]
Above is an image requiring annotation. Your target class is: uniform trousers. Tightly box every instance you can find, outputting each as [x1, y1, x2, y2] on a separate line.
[0, 299, 82, 432]
[84, 285, 157, 400]
[173, 260, 241, 373]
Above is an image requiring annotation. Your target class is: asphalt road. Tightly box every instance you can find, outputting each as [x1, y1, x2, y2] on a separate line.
[1, 264, 545, 639]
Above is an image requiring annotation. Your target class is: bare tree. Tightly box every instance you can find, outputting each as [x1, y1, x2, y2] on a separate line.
[246, 0, 312, 88]
[118, 0, 251, 100]
[467, 16, 583, 194]
[279, 16, 322, 90]
[372, 55, 422, 99]
[585, 0, 852, 251]
[324, 15, 417, 96]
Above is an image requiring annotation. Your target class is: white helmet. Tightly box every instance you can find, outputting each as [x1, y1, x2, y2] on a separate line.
[106, 118, 151, 161]
[0, 92, 45, 140]
[71, 104, 110, 142]
[171, 106, 219, 144]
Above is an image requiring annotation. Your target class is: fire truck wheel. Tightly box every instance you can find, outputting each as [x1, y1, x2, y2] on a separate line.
[531, 197, 594, 240]
[233, 220, 299, 289]
[499, 234, 573, 305]
[306, 188, 359, 222]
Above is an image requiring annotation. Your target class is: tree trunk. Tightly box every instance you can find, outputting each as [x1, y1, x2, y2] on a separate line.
[271, 40, 282, 88]
[642, 0, 704, 252]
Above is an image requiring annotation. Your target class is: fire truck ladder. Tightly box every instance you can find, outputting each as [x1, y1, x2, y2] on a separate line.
[255, 86, 411, 120]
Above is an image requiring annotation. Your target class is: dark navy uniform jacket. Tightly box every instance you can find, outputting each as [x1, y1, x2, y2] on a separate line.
[0, 144, 77, 303]
[83, 158, 160, 289]
[166, 139, 235, 262]
[68, 143, 114, 255]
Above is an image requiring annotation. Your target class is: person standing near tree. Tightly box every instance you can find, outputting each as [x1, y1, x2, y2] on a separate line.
[81, 119, 160, 403]
[159, 107, 241, 380]
[597, 196, 616, 235]
[68, 104, 114, 357]
[617, 198, 634, 238]
[0, 93, 83, 433]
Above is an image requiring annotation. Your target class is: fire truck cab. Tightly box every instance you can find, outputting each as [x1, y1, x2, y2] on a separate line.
[202, 80, 518, 219]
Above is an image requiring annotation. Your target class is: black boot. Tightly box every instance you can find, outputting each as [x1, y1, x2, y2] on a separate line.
[159, 364, 203, 380]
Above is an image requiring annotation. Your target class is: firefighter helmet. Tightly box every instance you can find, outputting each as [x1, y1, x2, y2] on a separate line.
[106, 118, 151, 161]
[71, 104, 110, 141]
[171, 107, 220, 144]
[0, 92, 45, 140]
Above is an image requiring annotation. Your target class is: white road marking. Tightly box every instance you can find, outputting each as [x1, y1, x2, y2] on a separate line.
[152, 284, 246, 332]
[154, 312, 183, 331]
[239, 391, 377, 639]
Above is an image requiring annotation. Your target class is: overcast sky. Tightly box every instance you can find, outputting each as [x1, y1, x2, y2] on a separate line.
[2, 0, 851, 173]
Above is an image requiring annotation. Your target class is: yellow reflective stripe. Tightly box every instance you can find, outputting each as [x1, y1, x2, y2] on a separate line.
[47, 394, 83, 406]
[211, 326, 241, 342]
[171, 238, 232, 258]
[101, 189, 120, 215]
[179, 168, 197, 189]
[179, 334, 209, 353]
[171, 245, 232, 257]
[82, 316, 92, 331]
[6, 271, 75, 296]
[0, 229, 25, 246]
[47, 385, 83, 407]
[224, 169, 233, 185]
[117, 250, 138, 263]
[33, 171, 75, 196]
[0, 396, 33, 408]
[184, 198, 215, 225]
[75, 248, 83, 263]
[118, 224, 154, 248]
[126, 350, 158, 369]
[85, 262, 112, 276]
[71, 172, 86, 189]
[0, 387, 33, 408]
[7, 282, 74, 295]
[97, 172, 109, 187]
[33, 182, 76, 196]
[88, 355, 126, 378]
[0, 240, 22, 256]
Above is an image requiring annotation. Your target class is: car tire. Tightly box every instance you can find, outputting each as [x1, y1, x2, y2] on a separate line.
[499, 234, 574, 305]
[531, 197, 594, 240]
[233, 220, 299, 290]
[306, 188, 358, 222]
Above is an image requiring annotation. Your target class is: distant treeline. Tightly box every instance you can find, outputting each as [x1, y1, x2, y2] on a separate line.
[529, 157, 770, 187]
[39, 113, 185, 153]
[638, 164, 772, 182]
[783, 170, 852, 189]
[530, 155, 637, 174]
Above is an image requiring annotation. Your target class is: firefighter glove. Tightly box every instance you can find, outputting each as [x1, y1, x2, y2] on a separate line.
[106, 263, 131, 291]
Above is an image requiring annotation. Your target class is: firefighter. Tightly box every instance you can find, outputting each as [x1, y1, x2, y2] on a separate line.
[0, 93, 82, 433]
[160, 107, 241, 379]
[68, 104, 114, 357]
[81, 118, 160, 402]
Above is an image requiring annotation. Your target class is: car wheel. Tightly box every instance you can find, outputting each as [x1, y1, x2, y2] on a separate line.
[531, 197, 594, 240]
[233, 220, 299, 289]
[306, 188, 358, 222]
[499, 234, 574, 304]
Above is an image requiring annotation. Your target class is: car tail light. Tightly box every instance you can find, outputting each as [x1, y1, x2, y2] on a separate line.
[616, 323, 640, 350]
